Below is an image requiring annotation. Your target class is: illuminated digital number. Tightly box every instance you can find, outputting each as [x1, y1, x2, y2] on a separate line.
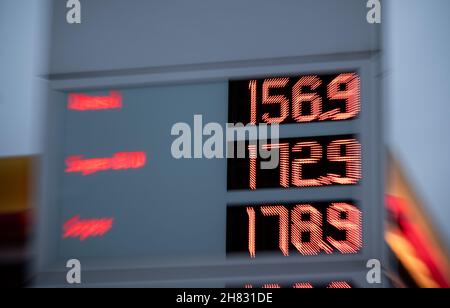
[327, 281, 352, 288]
[327, 139, 361, 185]
[246, 73, 360, 124]
[244, 203, 362, 257]
[245, 137, 361, 190]
[249, 80, 258, 125]
[248, 143, 290, 190]
[262, 78, 290, 124]
[262, 284, 281, 289]
[327, 203, 362, 254]
[247, 207, 256, 258]
[261, 206, 290, 257]
[244, 281, 352, 288]
[292, 76, 322, 123]
[248, 145, 258, 190]
[291, 205, 332, 255]
[291, 141, 323, 187]
[324, 73, 360, 121]
[292, 283, 314, 289]
[262, 143, 290, 188]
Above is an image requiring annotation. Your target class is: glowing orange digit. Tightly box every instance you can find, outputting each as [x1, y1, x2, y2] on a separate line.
[327, 203, 362, 254]
[327, 139, 361, 185]
[327, 281, 352, 288]
[292, 75, 322, 122]
[291, 141, 323, 187]
[261, 206, 289, 256]
[247, 207, 256, 258]
[262, 143, 290, 188]
[291, 205, 332, 255]
[249, 80, 258, 124]
[293, 283, 314, 288]
[248, 145, 258, 190]
[323, 73, 360, 121]
[262, 78, 289, 124]
[263, 284, 282, 288]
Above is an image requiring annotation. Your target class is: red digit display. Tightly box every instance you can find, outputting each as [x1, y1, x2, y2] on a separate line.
[327, 139, 361, 185]
[293, 283, 314, 289]
[227, 201, 362, 257]
[261, 143, 290, 188]
[228, 73, 365, 268]
[261, 284, 282, 289]
[291, 205, 333, 256]
[292, 76, 322, 123]
[325, 73, 360, 121]
[261, 78, 290, 124]
[228, 135, 361, 190]
[247, 207, 256, 258]
[229, 73, 360, 125]
[249, 80, 258, 125]
[242, 281, 352, 289]
[327, 281, 352, 288]
[327, 203, 362, 254]
[248, 145, 258, 190]
[291, 141, 323, 187]
[261, 206, 290, 257]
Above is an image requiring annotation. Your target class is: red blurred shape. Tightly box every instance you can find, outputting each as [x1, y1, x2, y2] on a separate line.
[63, 215, 113, 241]
[65, 152, 146, 176]
[386, 195, 450, 288]
[68, 91, 122, 111]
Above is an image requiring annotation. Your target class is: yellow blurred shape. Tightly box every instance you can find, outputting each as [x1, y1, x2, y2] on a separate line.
[387, 229, 439, 288]
[0, 156, 35, 214]
[387, 152, 450, 286]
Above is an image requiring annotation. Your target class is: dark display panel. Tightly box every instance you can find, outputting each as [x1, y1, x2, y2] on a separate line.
[229, 73, 360, 125]
[227, 135, 361, 190]
[227, 201, 362, 258]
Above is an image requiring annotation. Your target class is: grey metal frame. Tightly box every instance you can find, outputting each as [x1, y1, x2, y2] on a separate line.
[34, 52, 384, 287]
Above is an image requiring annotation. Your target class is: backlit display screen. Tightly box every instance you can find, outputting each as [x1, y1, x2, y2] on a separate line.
[228, 73, 360, 125]
[226, 73, 366, 264]
[233, 281, 354, 289]
[227, 135, 361, 190]
[227, 201, 362, 258]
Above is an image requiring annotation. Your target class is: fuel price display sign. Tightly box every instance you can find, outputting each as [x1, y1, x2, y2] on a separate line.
[37, 63, 383, 288]
[226, 73, 369, 261]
